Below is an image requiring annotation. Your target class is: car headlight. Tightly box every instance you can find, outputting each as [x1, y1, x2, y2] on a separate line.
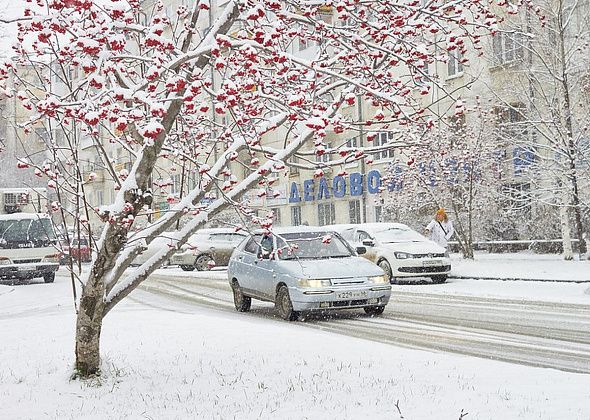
[42, 254, 61, 263]
[0, 257, 11, 265]
[298, 279, 332, 288]
[368, 275, 387, 284]
[394, 252, 412, 259]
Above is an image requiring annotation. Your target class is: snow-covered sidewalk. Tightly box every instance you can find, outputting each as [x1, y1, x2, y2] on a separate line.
[450, 252, 590, 282]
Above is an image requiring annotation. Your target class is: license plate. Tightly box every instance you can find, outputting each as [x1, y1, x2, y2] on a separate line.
[337, 290, 367, 299]
[20, 266, 35, 271]
[423, 260, 442, 266]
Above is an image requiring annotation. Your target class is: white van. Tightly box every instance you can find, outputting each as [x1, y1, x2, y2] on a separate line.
[0, 213, 60, 283]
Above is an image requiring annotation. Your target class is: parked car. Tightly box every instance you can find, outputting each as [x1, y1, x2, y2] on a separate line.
[130, 228, 247, 270]
[69, 237, 92, 263]
[0, 213, 60, 283]
[328, 223, 451, 284]
[170, 228, 248, 271]
[227, 227, 391, 321]
[130, 234, 176, 267]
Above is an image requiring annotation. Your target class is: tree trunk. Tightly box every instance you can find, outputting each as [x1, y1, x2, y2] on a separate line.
[75, 283, 105, 376]
[451, 200, 474, 259]
[74, 227, 125, 377]
[567, 156, 587, 256]
[557, 3, 587, 257]
[460, 233, 474, 259]
[560, 203, 573, 261]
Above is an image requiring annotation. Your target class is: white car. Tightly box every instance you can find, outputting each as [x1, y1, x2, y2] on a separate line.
[0, 213, 60, 283]
[328, 223, 451, 284]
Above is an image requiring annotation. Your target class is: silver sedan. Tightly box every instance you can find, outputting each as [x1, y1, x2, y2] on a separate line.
[227, 227, 391, 321]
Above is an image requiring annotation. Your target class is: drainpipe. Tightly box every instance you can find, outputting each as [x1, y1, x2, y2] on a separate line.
[357, 94, 367, 223]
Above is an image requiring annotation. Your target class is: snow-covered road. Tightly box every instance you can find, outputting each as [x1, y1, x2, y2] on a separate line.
[133, 271, 590, 374]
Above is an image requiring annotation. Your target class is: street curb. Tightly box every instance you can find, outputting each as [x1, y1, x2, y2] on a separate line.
[449, 275, 590, 284]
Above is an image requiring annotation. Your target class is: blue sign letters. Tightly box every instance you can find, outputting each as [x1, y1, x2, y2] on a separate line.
[289, 171, 393, 202]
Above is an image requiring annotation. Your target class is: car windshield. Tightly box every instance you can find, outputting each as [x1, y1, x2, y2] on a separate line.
[278, 231, 353, 259]
[373, 227, 425, 243]
[0, 217, 56, 248]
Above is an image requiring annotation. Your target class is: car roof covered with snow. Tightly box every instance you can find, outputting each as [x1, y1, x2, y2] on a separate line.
[0, 213, 51, 220]
[327, 223, 410, 233]
[249, 226, 340, 236]
[192, 227, 248, 235]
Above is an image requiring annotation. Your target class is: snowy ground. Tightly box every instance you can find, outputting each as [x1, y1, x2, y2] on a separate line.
[450, 251, 590, 282]
[1, 254, 589, 419]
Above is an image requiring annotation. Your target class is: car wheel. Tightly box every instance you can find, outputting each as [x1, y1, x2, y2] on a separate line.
[231, 280, 251, 312]
[431, 275, 447, 284]
[378, 259, 397, 284]
[43, 273, 55, 283]
[194, 254, 213, 271]
[180, 265, 195, 271]
[275, 285, 298, 321]
[363, 305, 385, 316]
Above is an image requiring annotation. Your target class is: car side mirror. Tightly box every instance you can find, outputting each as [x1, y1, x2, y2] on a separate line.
[362, 239, 375, 247]
[356, 246, 367, 255]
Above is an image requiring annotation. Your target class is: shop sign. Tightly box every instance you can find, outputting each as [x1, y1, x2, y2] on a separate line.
[289, 170, 384, 203]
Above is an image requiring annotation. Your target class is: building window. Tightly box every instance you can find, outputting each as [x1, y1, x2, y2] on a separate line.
[447, 50, 463, 77]
[171, 174, 182, 195]
[512, 146, 535, 176]
[298, 24, 317, 51]
[289, 155, 299, 175]
[318, 203, 336, 226]
[95, 190, 104, 207]
[349, 200, 361, 224]
[374, 206, 382, 222]
[272, 208, 281, 225]
[494, 103, 528, 144]
[373, 132, 395, 161]
[346, 137, 359, 148]
[576, 137, 590, 167]
[492, 32, 525, 65]
[316, 149, 330, 164]
[35, 127, 50, 145]
[187, 171, 197, 191]
[291, 206, 302, 226]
